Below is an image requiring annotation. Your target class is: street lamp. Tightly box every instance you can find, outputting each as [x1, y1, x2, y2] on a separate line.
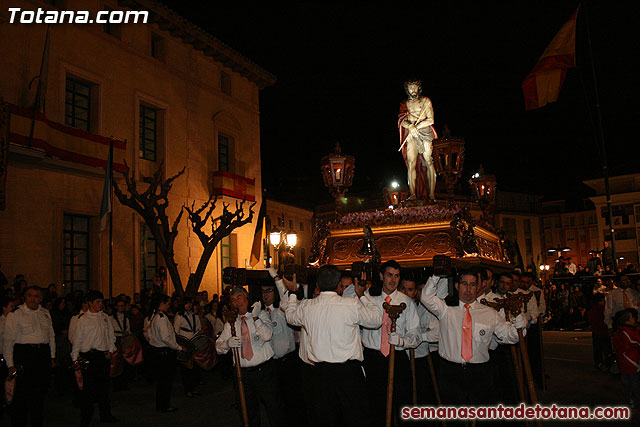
[269, 213, 297, 251]
[321, 141, 355, 213]
[432, 126, 466, 200]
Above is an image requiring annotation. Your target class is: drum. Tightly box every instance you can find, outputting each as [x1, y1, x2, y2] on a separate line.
[110, 349, 124, 378]
[120, 334, 144, 366]
[191, 334, 217, 370]
[176, 335, 195, 363]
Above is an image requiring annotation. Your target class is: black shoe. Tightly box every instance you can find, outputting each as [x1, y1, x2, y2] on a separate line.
[100, 416, 119, 423]
[191, 391, 201, 396]
[160, 407, 178, 413]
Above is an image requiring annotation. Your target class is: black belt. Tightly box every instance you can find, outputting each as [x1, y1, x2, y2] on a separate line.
[314, 359, 361, 367]
[241, 358, 273, 372]
[14, 343, 50, 349]
[440, 357, 488, 370]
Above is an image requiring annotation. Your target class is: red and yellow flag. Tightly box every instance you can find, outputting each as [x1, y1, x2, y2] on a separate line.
[522, 8, 579, 110]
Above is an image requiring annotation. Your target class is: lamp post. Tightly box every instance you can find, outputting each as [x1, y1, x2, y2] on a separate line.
[432, 127, 465, 201]
[539, 264, 550, 285]
[269, 213, 297, 269]
[321, 142, 355, 214]
[469, 165, 497, 226]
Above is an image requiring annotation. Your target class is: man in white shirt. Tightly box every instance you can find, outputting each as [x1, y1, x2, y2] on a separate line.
[284, 264, 381, 427]
[110, 298, 132, 392]
[361, 260, 420, 426]
[339, 271, 356, 297]
[173, 298, 202, 398]
[216, 286, 283, 427]
[398, 275, 441, 405]
[604, 273, 640, 332]
[3, 286, 55, 427]
[69, 298, 89, 344]
[422, 269, 526, 406]
[479, 271, 520, 404]
[71, 290, 118, 425]
[520, 272, 546, 387]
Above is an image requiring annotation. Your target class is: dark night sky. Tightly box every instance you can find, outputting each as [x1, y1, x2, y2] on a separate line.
[164, 1, 640, 209]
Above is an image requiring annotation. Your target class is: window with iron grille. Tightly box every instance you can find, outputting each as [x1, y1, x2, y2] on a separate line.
[218, 133, 230, 171]
[139, 105, 157, 161]
[63, 214, 90, 292]
[221, 235, 231, 269]
[65, 77, 91, 131]
[140, 223, 157, 289]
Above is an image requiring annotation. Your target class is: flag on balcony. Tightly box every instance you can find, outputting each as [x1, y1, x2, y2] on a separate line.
[211, 171, 255, 201]
[100, 138, 113, 233]
[522, 7, 579, 110]
[7, 103, 126, 172]
[250, 199, 266, 267]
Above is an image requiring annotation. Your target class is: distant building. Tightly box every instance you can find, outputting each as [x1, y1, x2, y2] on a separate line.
[584, 173, 640, 268]
[540, 200, 599, 269]
[494, 191, 545, 270]
[0, 0, 275, 296]
[265, 199, 313, 268]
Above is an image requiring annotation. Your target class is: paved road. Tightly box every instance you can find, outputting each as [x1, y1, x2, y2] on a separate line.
[1, 332, 638, 426]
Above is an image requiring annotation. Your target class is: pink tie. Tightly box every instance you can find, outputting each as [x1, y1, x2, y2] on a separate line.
[461, 304, 473, 362]
[240, 316, 254, 360]
[380, 296, 392, 357]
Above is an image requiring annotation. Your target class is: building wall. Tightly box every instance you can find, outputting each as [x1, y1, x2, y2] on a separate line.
[541, 211, 599, 268]
[265, 200, 314, 268]
[0, 0, 269, 296]
[496, 213, 544, 269]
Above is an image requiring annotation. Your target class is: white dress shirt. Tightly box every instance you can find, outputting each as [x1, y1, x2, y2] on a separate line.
[110, 312, 131, 338]
[421, 276, 520, 364]
[3, 305, 55, 367]
[146, 312, 181, 351]
[361, 289, 421, 351]
[286, 291, 382, 363]
[265, 303, 295, 359]
[514, 288, 539, 325]
[276, 281, 310, 363]
[408, 301, 440, 358]
[529, 285, 546, 317]
[71, 311, 117, 361]
[342, 284, 357, 298]
[0, 314, 7, 355]
[204, 314, 224, 337]
[216, 312, 274, 368]
[604, 288, 640, 329]
[68, 309, 87, 344]
[478, 290, 509, 351]
[174, 311, 201, 340]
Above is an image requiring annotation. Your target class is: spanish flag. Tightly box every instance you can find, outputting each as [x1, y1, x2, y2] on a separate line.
[522, 7, 579, 110]
[249, 199, 266, 267]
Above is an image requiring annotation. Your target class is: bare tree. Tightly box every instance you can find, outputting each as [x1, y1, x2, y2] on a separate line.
[113, 161, 255, 296]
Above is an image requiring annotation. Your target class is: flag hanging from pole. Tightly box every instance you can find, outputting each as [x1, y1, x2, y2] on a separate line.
[100, 137, 113, 233]
[522, 7, 579, 110]
[249, 199, 266, 267]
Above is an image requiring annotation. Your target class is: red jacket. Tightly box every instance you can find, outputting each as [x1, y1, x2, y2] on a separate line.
[612, 325, 640, 374]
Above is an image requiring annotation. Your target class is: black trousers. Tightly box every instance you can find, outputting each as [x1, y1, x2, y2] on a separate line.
[527, 323, 544, 387]
[489, 345, 518, 404]
[236, 358, 284, 427]
[275, 351, 305, 427]
[9, 343, 51, 427]
[152, 346, 177, 411]
[310, 359, 370, 427]
[79, 350, 112, 426]
[179, 362, 199, 394]
[592, 334, 613, 367]
[414, 352, 440, 405]
[438, 358, 493, 406]
[363, 347, 411, 427]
